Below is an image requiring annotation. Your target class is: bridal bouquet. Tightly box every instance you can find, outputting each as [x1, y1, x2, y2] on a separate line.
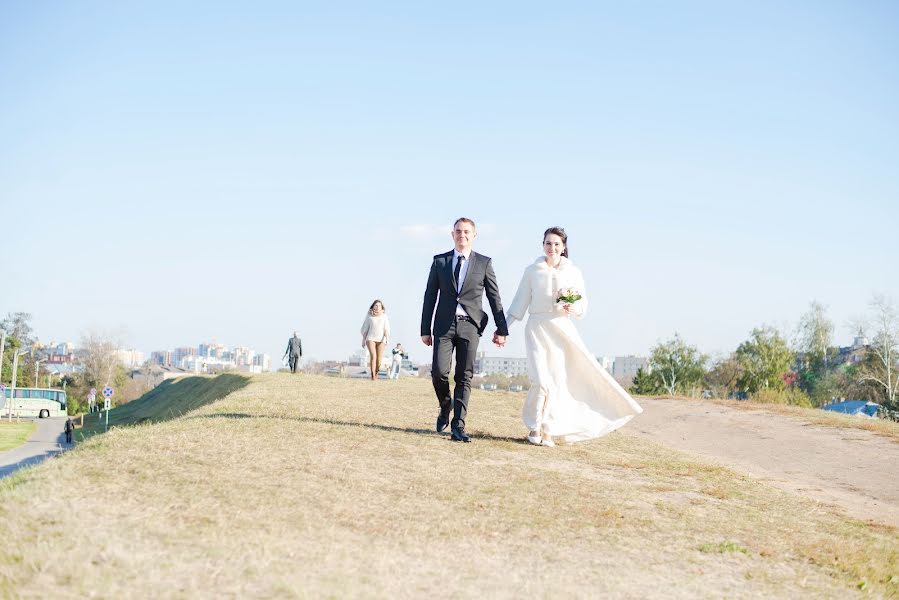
[556, 288, 583, 304]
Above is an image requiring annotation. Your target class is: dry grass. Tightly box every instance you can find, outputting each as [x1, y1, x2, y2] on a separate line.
[0, 374, 896, 599]
[0, 420, 36, 452]
[640, 394, 899, 442]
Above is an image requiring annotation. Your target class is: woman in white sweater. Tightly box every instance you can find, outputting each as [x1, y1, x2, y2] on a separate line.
[506, 227, 643, 446]
[361, 299, 390, 381]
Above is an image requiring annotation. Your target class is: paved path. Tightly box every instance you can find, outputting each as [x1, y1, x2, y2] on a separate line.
[0, 417, 71, 479]
[627, 397, 899, 527]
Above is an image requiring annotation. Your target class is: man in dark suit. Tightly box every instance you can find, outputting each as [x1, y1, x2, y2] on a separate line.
[284, 332, 303, 374]
[421, 217, 509, 442]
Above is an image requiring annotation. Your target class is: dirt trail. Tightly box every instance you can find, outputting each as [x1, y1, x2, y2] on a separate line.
[627, 397, 899, 528]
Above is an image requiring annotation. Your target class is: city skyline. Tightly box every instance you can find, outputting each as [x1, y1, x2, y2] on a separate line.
[2, 3, 897, 365]
[17, 335, 272, 374]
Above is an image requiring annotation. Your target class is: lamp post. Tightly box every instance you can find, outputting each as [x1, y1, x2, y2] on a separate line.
[0, 329, 6, 384]
[34, 359, 42, 388]
[9, 348, 31, 421]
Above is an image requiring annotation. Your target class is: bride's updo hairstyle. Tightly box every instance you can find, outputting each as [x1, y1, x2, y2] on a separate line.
[543, 226, 569, 258]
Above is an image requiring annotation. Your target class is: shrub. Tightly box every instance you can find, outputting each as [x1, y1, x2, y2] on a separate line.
[751, 388, 814, 408]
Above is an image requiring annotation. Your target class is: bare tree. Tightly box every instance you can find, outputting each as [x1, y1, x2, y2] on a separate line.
[857, 295, 899, 412]
[0, 312, 34, 345]
[80, 331, 124, 390]
[795, 300, 834, 367]
[705, 352, 742, 398]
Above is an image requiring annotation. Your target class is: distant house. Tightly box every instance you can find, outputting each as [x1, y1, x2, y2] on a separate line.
[821, 400, 880, 418]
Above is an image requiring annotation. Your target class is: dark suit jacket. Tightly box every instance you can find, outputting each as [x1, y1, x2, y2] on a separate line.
[285, 337, 302, 357]
[421, 250, 509, 338]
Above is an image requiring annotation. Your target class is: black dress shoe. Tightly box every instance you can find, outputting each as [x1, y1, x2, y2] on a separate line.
[451, 428, 471, 443]
[436, 414, 450, 433]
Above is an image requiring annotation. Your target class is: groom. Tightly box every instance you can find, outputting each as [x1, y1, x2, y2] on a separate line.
[421, 217, 509, 442]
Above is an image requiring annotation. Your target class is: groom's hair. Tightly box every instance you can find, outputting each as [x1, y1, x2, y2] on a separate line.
[454, 217, 476, 230]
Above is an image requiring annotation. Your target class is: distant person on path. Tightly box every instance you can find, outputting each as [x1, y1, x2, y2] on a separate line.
[505, 226, 643, 447]
[389, 343, 406, 380]
[421, 217, 509, 443]
[361, 299, 390, 381]
[64, 417, 74, 445]
[284, 332, 303, 374]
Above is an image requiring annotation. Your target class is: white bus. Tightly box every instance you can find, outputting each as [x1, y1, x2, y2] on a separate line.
[1, 387, 68, 418]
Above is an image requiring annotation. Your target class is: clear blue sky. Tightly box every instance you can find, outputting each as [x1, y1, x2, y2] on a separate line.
[2, 1, 897, 365]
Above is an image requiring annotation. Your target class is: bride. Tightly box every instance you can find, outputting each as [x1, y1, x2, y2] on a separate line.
[506, 227, 643, 446]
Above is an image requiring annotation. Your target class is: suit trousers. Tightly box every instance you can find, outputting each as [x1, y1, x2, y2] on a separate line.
[431, 318, 480, 431]
[289, 355, 299, 373]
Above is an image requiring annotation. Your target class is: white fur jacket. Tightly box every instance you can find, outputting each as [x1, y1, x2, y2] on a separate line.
[506, 256, 588, 324]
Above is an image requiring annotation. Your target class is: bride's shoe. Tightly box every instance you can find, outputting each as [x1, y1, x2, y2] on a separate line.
[527, 430, 542, 446]
[541, 435, 555, 447]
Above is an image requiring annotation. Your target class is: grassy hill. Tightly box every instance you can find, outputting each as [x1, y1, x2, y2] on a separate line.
[79, 374, 249, 436]
[0, 374, 896, 598]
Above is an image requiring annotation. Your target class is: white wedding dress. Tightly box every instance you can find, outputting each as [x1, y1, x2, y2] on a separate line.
[506, 256, 643, 442]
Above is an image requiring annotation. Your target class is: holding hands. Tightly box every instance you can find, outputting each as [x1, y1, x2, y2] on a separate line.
[492, 332, 507, 347]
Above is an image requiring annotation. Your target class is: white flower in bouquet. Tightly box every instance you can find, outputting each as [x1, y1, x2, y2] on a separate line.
[556, 288, 583, 304]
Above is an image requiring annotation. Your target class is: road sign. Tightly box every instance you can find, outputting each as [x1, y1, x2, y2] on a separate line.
[90, 388, 97, 396]
[0, 383, 5, 391]
[102, 386, 114, 398]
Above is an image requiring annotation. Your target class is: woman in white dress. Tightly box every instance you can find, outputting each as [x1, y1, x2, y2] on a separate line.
[506, 227, 643, 446]
[361, 299, 390, 381]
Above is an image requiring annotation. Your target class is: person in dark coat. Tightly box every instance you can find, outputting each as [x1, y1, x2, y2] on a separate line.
[284, 332, 303, 373]
[64, 418, 74, 445]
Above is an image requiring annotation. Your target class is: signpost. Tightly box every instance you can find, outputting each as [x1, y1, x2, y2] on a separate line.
[0, 383, 6, 420]
[102, 386, 114, 432]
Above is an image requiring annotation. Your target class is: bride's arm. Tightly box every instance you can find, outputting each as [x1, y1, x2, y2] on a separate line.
[505, 268, 532, 327]
[571, 267, 588, 319]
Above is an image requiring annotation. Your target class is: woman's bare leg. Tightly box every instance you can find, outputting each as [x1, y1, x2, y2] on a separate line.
[366, 341, 378, 380]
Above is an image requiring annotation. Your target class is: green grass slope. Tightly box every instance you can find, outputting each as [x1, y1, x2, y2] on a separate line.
[0, 421, 36, 452]
[79, 374, 249, 437]
[0, 374, 895, 598]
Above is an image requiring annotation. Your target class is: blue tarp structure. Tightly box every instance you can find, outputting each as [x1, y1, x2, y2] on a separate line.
[821, 400, 880, 417]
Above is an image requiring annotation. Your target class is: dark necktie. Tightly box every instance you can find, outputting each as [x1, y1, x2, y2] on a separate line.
[454, 254, 465, 291]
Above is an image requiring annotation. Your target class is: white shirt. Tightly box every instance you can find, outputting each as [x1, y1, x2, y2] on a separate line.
[453, 248, 472, 317]
[361, 313, 390, 342]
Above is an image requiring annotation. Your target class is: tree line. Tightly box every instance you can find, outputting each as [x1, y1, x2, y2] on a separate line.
[1, 313, 130, 414]
[629, 295, 899, 420]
